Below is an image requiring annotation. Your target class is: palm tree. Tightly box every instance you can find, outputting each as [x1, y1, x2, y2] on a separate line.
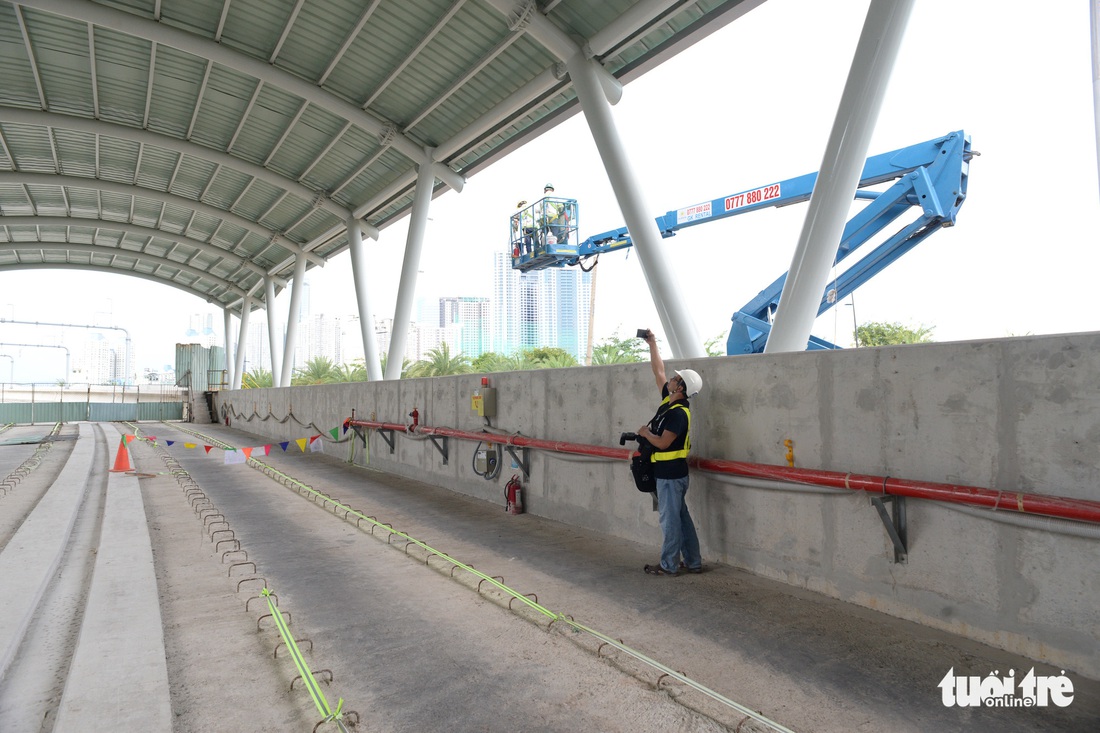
[332, 362, 367, 382]
[379, 352, 411, 379]
[591, 333, 647, 364]
[472, 351, 511, 373]
[242, 367, 273, 388]
[292, 356, 340, 385]
[408, 343, 471, 377]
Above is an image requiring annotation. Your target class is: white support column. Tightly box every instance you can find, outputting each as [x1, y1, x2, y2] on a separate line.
[280, 255, 307, 387]
[565, 51, 703, 358]
[264, 276, 283, 387]
[348, 217, 383, 381]
[385, 148, 435, 380]
[232, 298, 251, 390]
[764, 0, 914, 353]
[1092, 0, 1100, 202]
[222, 308, 234, 389]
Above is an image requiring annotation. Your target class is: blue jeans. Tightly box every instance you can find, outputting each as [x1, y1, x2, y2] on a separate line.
[656, 475, 701, 573]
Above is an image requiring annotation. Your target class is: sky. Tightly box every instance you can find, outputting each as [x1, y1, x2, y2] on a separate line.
[1, 0, 1098, 383]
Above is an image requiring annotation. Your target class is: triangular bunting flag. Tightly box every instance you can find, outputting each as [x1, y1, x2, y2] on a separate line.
[310, 437, 324, 453]
[296, 438, 308, 452]
[124, 434, 135, 444]
[279, 441, 290, 452]
[166, 440, 175, 446]
[242, 447, 254, 459]
[224, 449, 247, 465]
[329, 427, 339, 440]
[263, 444, 272, 455]
[204, 445, 213, 454]
[184, 442, 196, 449]
[309, 434, 320, 443]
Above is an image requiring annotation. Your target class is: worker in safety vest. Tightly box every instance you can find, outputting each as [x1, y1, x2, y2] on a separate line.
[511, 200, 534, 255]
[637, 328, 703, 576]
[539, 183, 567, 247]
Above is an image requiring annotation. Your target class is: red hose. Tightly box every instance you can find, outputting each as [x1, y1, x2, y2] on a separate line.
[346, 419, 1100, 525]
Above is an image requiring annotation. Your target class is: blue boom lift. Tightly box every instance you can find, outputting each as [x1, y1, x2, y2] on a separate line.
[509, 130, 974, 354]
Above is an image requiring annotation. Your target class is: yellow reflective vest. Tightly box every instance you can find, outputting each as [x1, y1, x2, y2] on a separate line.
[650, 398, 690, 463]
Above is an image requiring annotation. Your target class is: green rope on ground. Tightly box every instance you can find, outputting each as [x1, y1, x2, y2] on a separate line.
[261, 587, 344, 723]
[163, 422, 797, 733]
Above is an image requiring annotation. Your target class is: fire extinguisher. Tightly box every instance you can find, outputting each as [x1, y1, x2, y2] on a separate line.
[505, 475, 523, 515]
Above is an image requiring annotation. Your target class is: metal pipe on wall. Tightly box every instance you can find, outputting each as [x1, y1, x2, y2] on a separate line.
[347, 417, 1100, 526]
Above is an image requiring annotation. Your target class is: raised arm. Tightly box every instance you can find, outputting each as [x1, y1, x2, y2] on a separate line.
[644, 329, 666, 392]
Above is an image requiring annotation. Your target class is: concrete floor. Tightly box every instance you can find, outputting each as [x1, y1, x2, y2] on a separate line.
[6, 420, 1094, 732]
[132, 420, 1100, 733]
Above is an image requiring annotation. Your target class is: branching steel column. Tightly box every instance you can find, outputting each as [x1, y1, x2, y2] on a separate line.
[348, 217, 383, 381]
[264, 277, 282, 387]
[565, 51, 702, 358]
[223, 308, 234, 388]
[765, 0, 914, 353]
[232, 298, 251, 390]
[280, 255, 307, 387]
[1092, 0, 1100, 202]
[385, 149, 436, 380]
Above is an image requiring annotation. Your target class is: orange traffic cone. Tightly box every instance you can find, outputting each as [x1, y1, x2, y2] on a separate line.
[108, 438, 132, 473]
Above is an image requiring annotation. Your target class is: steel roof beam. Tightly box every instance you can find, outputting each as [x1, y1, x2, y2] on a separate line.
[0, 216, 284, 285]
[362, 0, 468, 110]
[318, 0, 384, 86]
[269, 0, 307, 64]
[0, 172, 324, 269]
[0, 241, 248, 299]
[483, 0, 621, 103]
[0, 108, 349, 224]
[87, 25, 100, 118]
[15, 0, 465, 191]
[402, 29, 524, 135]
[13, 5, 47, 109]
[0, 262, 225, 305]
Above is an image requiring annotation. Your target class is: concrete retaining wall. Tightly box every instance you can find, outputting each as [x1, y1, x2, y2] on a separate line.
[217, 331, 1100, 678]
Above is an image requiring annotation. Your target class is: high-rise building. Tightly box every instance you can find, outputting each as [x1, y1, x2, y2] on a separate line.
[439, 297, 491, 359]
[491, 252, 591, 361]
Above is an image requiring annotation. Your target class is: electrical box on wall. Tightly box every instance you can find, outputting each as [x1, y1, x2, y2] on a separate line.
[471, 387, 497, 417]
[475, 446, 498, 474]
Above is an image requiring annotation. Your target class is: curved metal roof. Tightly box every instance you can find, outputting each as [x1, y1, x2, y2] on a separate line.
[0, 0, 759, 313]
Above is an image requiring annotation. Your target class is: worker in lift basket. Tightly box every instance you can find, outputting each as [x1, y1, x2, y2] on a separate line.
[637, 328, 704, 577]
[540, 183, 567, 248]
[511, 200, 534, 256]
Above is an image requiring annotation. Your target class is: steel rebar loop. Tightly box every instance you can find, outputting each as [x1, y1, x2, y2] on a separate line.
[546, 614, 575, 631]
[246, 593, 278, 612]
[290, 669, 331, 691]
[274, 638, 313, 658]
[201, 511, 225, 526]
[257, 610, 292, 631]
[236, 577, 267, 593]
[312, 710, 359, 733]
[508, 593, 539, 611]
[597, 640, 624, 658]
[206, 520, 230, 537]
[215, 538, 241, 553]
[210, 529, 235, 544]
[477, 576, 505, 593]
[228, 561, 257, 577]
[221, 549, 248, 563]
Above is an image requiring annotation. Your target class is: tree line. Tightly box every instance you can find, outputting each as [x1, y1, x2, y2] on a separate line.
[241, 321, 932, 387]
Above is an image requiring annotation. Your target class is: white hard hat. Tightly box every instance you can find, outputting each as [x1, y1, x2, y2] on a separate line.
[675, 369, 703, 397]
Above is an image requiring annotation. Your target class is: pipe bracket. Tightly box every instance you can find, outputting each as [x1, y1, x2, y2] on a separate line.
[870, 494, 908, 564]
